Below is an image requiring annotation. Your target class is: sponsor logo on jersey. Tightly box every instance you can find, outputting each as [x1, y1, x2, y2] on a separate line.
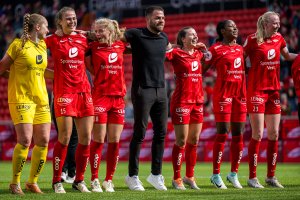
[36, 55, 43, 64]
[57, 97, 73, 106]
[108, 52, 118, 63]
[95, 106, 106, 113]
[267, 49, 276, 60]
[16, 104, 31, 112]
[250, 96, 264, 105]
[175, 107, 190, 116]
[222, 51, 228, 55]
[69, 47, 78, 58]
[219, 98, 232, 105]
[191, 61, 198, 71]
[234, 57, 241, 68]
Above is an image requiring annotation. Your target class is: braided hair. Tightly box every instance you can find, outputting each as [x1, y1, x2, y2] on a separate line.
[21, 13, 46, 48]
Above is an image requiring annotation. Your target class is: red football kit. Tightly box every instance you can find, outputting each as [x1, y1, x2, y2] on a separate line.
[46, 34, 94, 117]
[292, 55, 300, 103]
[166, 47, 204, 124]
[244, 33, 286, 114]
[205, 42, 247, 122]
[90, 40, 127, 124]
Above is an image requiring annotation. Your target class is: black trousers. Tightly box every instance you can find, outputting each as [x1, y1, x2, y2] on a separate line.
[129, 87, 168, 176]
[51, 101, 78, 178]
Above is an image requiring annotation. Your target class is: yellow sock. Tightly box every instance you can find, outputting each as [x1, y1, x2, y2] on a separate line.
[11, 143, 29, 184]
[28, 145, 48, 183]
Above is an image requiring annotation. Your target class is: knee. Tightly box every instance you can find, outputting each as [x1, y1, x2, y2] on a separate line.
[175, 138, 186, 147]
[18, 137, 32, 147]
[58, 134, 70, 145]
[268, 129, 279, 140]
[153, 132, 166, 142]
[132, 131, 146, 143]
[252, 131, 264, 141]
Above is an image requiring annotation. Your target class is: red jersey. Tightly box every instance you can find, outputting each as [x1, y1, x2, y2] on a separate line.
[90, 40, 126, 97]
[45, 34, 91, 95]
[292, 54, 300, 101]
[205, 42, 246, 97]
[244, 33, 286, 91]
[166, 47, 204, 103]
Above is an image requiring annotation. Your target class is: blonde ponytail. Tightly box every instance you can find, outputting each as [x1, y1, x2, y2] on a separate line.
[255, 11, 280, 44]
[93, 18, 126, 46]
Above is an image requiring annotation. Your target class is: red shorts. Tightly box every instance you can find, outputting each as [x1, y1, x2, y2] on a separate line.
[54, 93, 94, 117]
[247, 90, 281, 114]
[213, 96, 247, 122]
[93, 96, 125, 124]
[170, 102, 203, 125]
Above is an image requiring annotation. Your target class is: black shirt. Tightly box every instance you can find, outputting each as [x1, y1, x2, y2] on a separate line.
[125, 28, 169, 88]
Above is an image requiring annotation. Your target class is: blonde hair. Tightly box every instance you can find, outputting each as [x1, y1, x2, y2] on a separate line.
[55, 7, 75, 30]
[93, 18, 125, 46]
[256, 11, 280, 44]
[21, 13, 46, 48]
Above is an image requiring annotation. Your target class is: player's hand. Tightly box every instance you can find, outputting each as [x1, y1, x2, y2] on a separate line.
[195, 42, 207, 51]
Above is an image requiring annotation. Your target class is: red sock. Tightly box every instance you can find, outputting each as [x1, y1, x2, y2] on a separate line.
[248, 138, 260, 179]
[52, 142, 67, 183]
[105, 142, 120, 181]
[172, 144, 185, 180]
[213, 134, 227, 174]
[75, 143, 90, 182]
[90, 141, 104, 180]
[230, 135, 243, 173]
[185, 143, 197, 178]
[267, 140, 278, 178]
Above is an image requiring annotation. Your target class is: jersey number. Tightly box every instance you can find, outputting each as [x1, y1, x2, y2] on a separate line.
[253, 106, 259, 112]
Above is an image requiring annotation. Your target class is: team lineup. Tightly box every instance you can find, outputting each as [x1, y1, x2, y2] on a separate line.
[0, 4, 299, 195]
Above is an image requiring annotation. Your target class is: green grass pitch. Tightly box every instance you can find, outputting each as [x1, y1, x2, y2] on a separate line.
[0, 161, 299, 199]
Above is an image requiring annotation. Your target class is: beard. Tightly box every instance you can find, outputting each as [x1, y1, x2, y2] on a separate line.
[149, 21, 164, 33]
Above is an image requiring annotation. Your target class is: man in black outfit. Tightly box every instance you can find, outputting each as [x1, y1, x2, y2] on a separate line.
[124, 6, 172, 191]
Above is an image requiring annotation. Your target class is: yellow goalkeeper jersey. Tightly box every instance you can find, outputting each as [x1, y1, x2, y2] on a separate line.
[6, 38, 49, 105]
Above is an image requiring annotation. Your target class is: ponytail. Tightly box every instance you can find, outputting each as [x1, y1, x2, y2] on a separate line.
[21, 13, 31, 48]
[255, 11, 280, 44]
[21, 13, 46, 48]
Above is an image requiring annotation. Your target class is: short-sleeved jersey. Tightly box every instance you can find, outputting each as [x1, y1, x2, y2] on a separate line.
[124, 28, 169, 88]
[166, 47, 204, 103]
[90, 40, 126, 97]
[205, 42, 246, 97]
[45, 34, 90, 95]
[292, 54, 300, 100]
[244, 33, 286, 91]
[6, 38, 48, 105]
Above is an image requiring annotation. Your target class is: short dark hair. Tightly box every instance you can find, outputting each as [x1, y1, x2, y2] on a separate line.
[145, 6, 164, 17]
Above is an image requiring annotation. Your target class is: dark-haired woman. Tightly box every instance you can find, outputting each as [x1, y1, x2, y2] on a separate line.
[0, 13, 52, 195]
[203, 20, 246, 189]
[166, 27, 204, 190]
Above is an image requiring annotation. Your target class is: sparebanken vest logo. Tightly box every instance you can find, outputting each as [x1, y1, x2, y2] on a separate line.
[234, 57, 241, 68]
[191, 61, 198, 71]
[36, 55, 43, 64]
[108, 52, 118, 63]
[267, 49, 276, 60]
[69, 47, 78, 58]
